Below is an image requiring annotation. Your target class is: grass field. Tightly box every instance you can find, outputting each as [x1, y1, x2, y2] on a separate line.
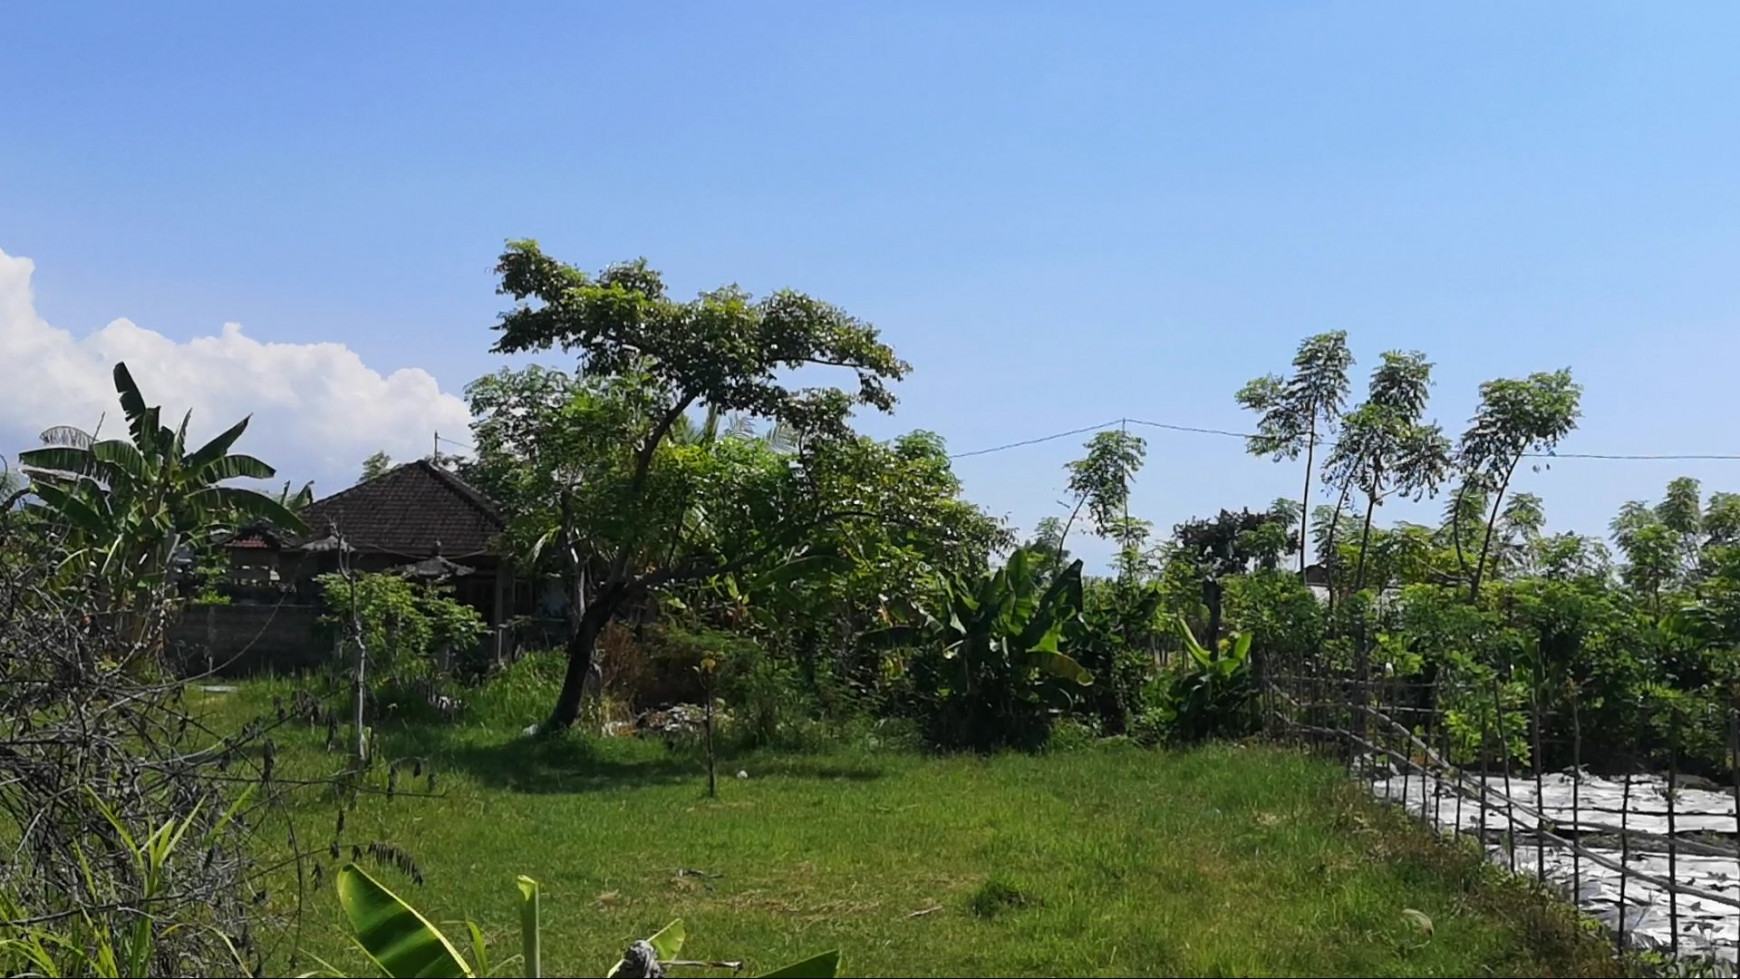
[201, 677, 1619, 978]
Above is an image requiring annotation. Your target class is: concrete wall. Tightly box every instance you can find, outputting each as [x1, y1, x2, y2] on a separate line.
[167, 603, 331, 677]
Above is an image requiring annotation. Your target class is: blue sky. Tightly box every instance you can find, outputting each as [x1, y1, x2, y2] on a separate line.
[4, 2, 1739, 567]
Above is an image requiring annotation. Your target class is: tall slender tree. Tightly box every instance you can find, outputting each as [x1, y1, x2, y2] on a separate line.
[1321, 352, 1451, 592]
[1061, 429, 1148, 578]
[1454, 369, 1581, 602]
[1237, 332, 1354, 575]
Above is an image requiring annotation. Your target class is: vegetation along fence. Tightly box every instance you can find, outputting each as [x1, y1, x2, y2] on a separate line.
[1267, 665, 1740, 969]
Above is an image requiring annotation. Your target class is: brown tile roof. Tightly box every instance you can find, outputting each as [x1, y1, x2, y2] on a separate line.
[297, 460, 505, 558]
[220, 525, 291, 551]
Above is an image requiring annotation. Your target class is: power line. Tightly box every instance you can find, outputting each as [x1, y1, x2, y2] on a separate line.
[947, 420, 1124, 459]
[1124, 417, 1256, 440]
[946, 415, 1740, 463]
[1532, 451, 1740, 461]
[433, 432, 475, 452]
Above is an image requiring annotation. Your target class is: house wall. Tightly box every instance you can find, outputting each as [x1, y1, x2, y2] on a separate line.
[166, 603, 330, 677]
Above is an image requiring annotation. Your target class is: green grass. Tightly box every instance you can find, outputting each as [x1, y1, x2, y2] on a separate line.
[199, 679, 1618, 978]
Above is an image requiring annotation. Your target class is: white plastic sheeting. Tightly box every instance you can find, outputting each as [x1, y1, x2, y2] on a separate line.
[1369, 765, 1740, 969]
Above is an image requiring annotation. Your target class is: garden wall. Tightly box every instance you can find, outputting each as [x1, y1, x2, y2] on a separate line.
[166, 603, 331, 677]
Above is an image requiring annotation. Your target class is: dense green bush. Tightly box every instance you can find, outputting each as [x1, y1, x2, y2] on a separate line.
[318, 571, 488, 698]
[1151, 616, 1259, 744]
[880, 551, 1093, 752]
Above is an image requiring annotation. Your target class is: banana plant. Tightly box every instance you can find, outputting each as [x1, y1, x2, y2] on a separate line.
[320, 865, 840, 978]
[867, 549, 1093, 750]
[19, 362, 307, 617]
[1157, 614, 1258, 743]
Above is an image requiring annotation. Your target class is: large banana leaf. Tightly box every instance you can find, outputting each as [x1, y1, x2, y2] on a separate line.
[757, 950, 842, 977]
[114, 363, 150, 438]
[18, 445, 103, 480]
[172, 409, 193, 458]
[1175, 614, 1212, 668]
[91, 439, 150, 482]
[202, 453, 277, 482]
[26, 480, 112, 538]
[647, 919, 685, 962]
[185, 485, 309, 535]
[335, 864, 473, 978]
[1034, 649, 1093, 685]
[284, 479, 316, 510]
[1014, 559, 1083, 651]
[39, 424, 95, 448]
[185, 415, 253, 472]
[605, 919, 685, 977]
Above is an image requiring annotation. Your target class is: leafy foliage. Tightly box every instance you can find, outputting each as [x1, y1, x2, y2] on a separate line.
[18, 362, 308, 641]
[878, 550, 1092, 752]
[1150, 616, 1258, 744]
[477, 245, 916, 729]
[318, 571, 489, 693]
[361, 451, 395, 483]
[0, 473, 341, 977]
[325, 865, 839, 978]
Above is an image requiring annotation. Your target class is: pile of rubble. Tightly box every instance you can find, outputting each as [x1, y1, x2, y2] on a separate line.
[603, 702, 730, 740]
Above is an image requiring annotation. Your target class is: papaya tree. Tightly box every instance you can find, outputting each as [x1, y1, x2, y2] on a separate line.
[1061, 429, 1150, 580]
[484, 243, 910, 730]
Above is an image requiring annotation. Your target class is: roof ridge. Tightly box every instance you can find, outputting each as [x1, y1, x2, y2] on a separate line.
[414, 459, 505, 529]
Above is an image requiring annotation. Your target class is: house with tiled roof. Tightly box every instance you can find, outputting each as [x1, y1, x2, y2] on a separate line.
[286, 460, 518, 626]
[175, 461, 550, 675]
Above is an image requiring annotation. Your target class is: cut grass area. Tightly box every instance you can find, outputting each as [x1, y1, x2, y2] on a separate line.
[198, 681, 1618, 978]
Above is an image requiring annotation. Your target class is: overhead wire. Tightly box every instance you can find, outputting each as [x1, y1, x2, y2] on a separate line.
[946, 416, 1740, 463]
[946, 420, 1125, 459]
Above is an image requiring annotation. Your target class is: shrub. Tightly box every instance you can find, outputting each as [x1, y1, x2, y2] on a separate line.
[880, 552, 1093, 752]
[1152, 615, 1259, 744]
[318, 571, 488, 699]
[0, 527, 334, 976]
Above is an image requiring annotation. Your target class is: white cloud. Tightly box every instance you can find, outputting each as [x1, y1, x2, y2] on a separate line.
[0, 248, 473, 497]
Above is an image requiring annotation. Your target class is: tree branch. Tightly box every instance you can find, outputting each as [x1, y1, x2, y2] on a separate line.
[608, 392, 700, 585]
[631, 393, 699, 497]
[624, 508, 880, 599]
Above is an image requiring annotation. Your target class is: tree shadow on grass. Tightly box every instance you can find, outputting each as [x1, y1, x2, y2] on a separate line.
[377, 726, 887, 795]
[383, 729, 694, 794]
[743, 757, 886, 782]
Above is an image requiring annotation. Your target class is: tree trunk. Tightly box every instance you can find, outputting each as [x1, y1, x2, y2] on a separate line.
[1203, 577, 1224, 655]
[546, 599, 612, 730]
[1322, 481, 1353, 618]
[1469, 457, 1520, 603]
[1354, 493, 1378, 593]
[1298, 418, 1316, 576]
